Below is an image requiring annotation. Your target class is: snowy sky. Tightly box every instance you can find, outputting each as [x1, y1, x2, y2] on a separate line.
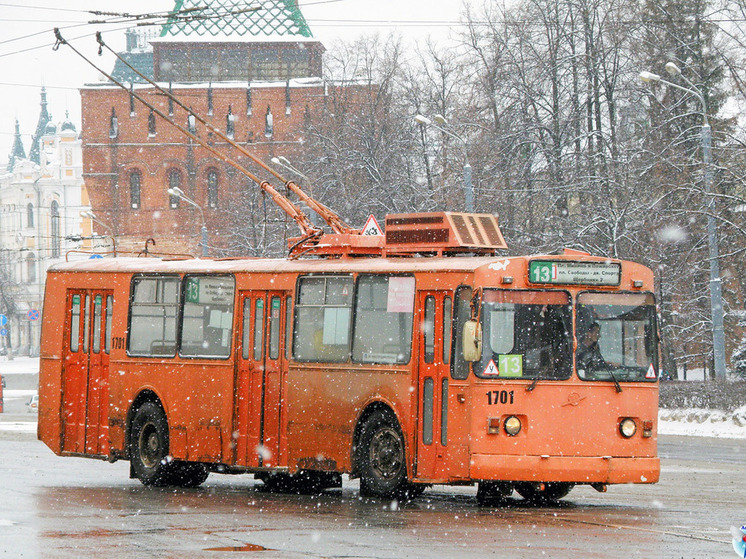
[0, 0, 473, 161]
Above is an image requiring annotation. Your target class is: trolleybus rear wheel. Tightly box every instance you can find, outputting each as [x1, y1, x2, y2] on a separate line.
[130, 402, 174, 487]
[358, 410, 418, 499]
[515, 482, 574, 503]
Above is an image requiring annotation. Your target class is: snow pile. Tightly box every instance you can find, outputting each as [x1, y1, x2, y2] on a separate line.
[658, 405, 746, 439]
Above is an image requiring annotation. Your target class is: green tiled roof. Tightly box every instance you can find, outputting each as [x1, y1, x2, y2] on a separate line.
[160, 0, 314, 39]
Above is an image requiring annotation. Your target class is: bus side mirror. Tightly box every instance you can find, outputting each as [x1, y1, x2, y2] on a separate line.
[462, 320, 482, 362]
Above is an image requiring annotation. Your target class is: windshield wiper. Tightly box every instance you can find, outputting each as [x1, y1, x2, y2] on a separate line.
[602, 364, 623, 393]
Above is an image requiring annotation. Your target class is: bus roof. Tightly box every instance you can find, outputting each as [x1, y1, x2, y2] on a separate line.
[48, 252, 633, 276]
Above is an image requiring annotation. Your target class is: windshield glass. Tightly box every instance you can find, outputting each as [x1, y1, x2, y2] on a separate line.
[476, 290, 572, 380]
[576, 292, 658, 382]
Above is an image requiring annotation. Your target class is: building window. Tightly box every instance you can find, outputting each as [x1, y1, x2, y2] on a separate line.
[226, 106, 235, 139]
[109, 108, 118, 139]
[207, 170, 218, 208]
[27, 253, 36, 283]
[168, 169, 181, 208]
[264, 106, 273, 138]
[250, 48, 309, 81]
[130, 171, 141, 209]
[148, 110, 156, 137]
[51, 201, 60, 258]
[27, 203, 34, 228]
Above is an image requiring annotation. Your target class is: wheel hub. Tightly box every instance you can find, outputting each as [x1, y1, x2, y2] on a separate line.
[370, 427, 403, 480]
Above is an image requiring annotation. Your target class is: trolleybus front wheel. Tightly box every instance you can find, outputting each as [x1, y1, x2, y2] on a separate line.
[515, 482, 574, 503]
[358, 410, 422, 500]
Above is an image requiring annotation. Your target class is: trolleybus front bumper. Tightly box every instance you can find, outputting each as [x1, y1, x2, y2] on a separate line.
[471, 454, 660, 484]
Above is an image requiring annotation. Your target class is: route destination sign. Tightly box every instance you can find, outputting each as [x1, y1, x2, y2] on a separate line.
[528, 260, 621, 286]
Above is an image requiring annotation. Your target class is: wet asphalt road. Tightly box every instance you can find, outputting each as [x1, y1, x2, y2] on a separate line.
[0, 423, 743, 559]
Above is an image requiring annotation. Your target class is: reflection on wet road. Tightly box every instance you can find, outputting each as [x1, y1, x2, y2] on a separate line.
[0, 435, 742, 558]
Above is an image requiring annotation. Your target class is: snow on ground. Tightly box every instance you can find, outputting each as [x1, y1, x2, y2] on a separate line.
[658, 406, 746, 439]
[3, 357, 746, 438]
[0, 356, 39, 374]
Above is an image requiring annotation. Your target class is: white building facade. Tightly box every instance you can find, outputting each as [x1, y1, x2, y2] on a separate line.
[0, 116, 90, 356]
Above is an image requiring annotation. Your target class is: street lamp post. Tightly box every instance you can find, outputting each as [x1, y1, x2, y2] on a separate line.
[640, 64, 727, 379]
[80, 210, 117, 256]
[167, 186, 208, 257]
[414, 114, 474, 212]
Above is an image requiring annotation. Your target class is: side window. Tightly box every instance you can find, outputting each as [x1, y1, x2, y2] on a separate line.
[180, 275, 235, 358]
[253, 298, 264, 360]
[293, 275, 353, 362]
[451, 286, 473, 380]
[285, 296, 292, 359]
[105, 295, 113, 354]
[352, 275, 415, 364]
[92, 295, 102, 354]
[423, 296, 435, 364]
[70, 294, 81, 353]
[83, 295, 90, 353]
[443, 296, 452, 365]
[128, 276, 180, 356]
[242, 298, 251, 360]
[269, 297, 281, 360]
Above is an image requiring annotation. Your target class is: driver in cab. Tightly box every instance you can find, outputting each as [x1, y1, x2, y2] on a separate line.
[576, 322, 614, 375]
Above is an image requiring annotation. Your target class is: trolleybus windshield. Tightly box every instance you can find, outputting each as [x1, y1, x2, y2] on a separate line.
[576, 292, 658, 382]
[476, 289, 572, 380]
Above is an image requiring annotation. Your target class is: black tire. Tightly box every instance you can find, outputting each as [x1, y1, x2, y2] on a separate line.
[129, 402, 174, 487]
[357, 410, 413, 499]
[169, 461, 209, 488]
[476, 481, 513, 506]
[515, 482, 574, 503]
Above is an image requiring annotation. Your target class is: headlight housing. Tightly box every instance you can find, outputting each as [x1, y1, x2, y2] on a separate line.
[504, 415, 522, 436]
[619, 418, 637, 438]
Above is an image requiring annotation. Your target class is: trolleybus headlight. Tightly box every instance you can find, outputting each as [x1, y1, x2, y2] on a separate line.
[619, 418, 637, 438]
[504, 416, 522, 436]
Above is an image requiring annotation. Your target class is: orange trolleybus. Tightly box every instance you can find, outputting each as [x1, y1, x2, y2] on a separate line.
[38, 211, 660, 502]
[40, 31, 660, 502]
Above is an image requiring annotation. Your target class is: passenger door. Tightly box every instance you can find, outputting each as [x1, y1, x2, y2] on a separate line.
[61, 290, 112, 455]
[235, 291, 289, 468]
[415, 291, 452, 480]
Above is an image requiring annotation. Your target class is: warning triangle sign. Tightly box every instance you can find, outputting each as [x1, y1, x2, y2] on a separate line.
[362, 214, 383, 236]
[645, 363, 656, 379]
[483, 359, 500, 377]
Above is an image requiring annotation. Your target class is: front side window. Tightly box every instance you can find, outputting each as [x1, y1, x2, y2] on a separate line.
[576, 292, 658, 382]
[180, 275, 235, 358]
[352, 275, 415, 364]
[476, 290, 572, 380]
[293, 275, 353, 362]
[451, 287, 472, 380]
[128, 276, 180, 356]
